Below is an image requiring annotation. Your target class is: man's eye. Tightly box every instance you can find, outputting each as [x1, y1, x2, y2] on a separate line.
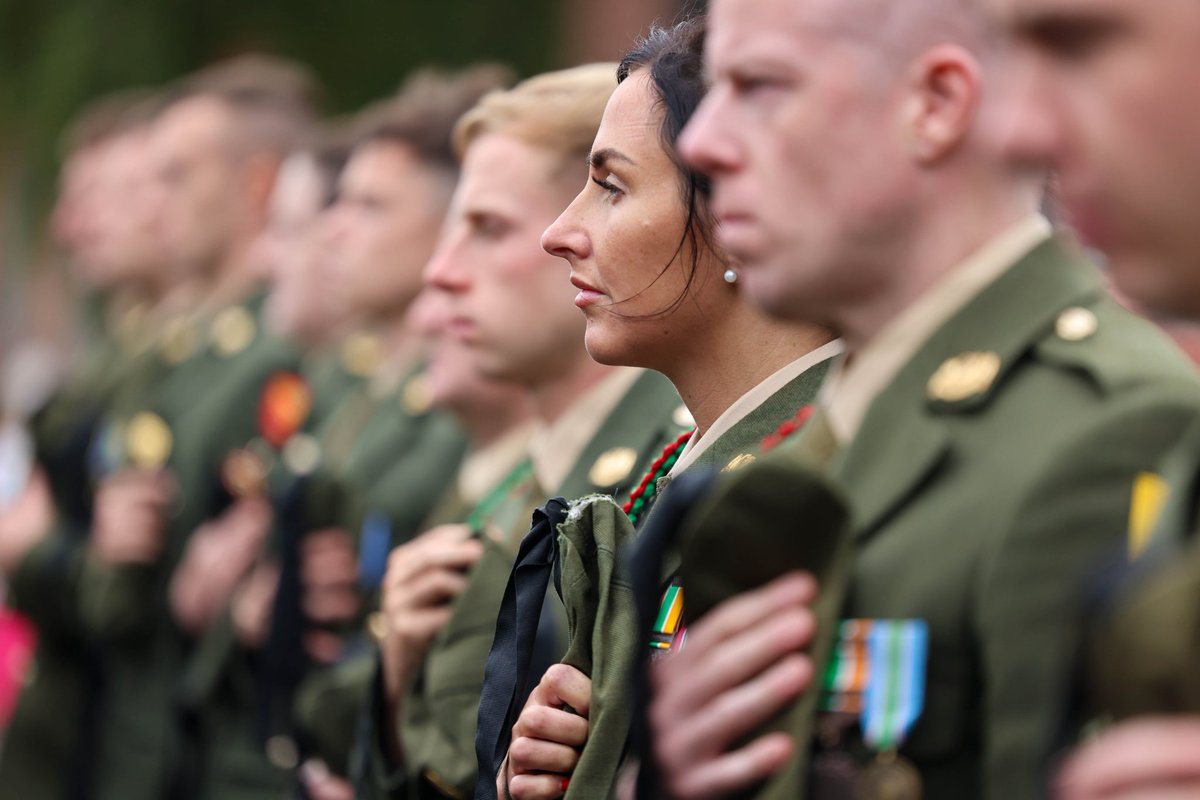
[731, 74, 777, 96]
[472, 215, 510, 238]
[1028, 17, 1122, 61]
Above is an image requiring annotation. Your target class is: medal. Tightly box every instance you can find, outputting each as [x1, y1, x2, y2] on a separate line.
[221, 449, 268, 499]
[818, 620, 929, 799]
[257, 371, 313, 449]
[358, 510, 392, 590]
[860, 751, 922, 800]
[649, 577, 687, 655]
[810, 712, 862, 799]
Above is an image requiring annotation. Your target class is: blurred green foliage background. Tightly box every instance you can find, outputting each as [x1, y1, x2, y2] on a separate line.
[0, 0, 563, 249]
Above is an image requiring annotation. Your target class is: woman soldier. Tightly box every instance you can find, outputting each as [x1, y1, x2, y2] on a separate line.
[494, 16, 840, 800]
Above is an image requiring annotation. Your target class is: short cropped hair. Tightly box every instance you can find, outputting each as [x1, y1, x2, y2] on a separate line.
[453, 63, 617, 178]
[353, 64, 514, 172]
[61, 87, 165, 156]
[172, 54, 324, 157]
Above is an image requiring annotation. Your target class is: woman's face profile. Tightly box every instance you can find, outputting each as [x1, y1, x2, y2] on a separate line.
[542, 70, 722, 370]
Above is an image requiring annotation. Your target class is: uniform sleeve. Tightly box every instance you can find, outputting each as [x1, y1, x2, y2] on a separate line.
[8, 520, 89, 641]
[78, 558, 159, 642]
[976, 390, 1200, 799]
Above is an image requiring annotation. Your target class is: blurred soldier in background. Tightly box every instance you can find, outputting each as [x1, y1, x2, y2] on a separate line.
[77, 55, 319, 800]
[173, 66, 506, 800]
[0, 87, 167, 800]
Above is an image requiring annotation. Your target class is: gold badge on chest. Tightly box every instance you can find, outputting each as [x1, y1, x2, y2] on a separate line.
[210, 307, 257, 358]
[341, 332, 383, 378]
[160, 316, 198, 365]
[589, 447, 638, 488]
[125, 412, 173, 469]
[723, 453, 757, 472]
[1055, 306, 1099, 342]
[402, 372, 433, 416]
[927, 351, 1001, 403]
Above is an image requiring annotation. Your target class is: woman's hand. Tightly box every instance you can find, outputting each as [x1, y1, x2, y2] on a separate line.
[501, 663, 593, 800]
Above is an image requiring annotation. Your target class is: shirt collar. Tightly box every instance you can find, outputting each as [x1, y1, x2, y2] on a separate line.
[669, 339, 846, 477]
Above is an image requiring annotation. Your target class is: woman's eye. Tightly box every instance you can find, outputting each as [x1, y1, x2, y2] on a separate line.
[591, 176, 622, 200]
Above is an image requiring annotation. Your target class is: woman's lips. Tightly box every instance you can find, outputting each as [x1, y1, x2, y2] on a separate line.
[571, 275, 605, 309]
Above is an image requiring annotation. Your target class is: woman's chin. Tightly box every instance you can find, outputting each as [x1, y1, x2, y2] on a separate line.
[583, 329, 640, 369]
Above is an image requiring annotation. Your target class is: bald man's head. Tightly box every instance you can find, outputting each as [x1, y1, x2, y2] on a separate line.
[680, 0, 1041, 332]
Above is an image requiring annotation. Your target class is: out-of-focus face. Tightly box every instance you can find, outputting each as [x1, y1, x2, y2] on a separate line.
[150, 96, 245, 275]
[424, 132, 586, 385]
[52, 146, 105, 261]
[79, 130, 167, 288]
[254, 153, 342, 341]
[541, 71, 725, 369]
[411, 287, 530, 415]
[989, 0, 1200, 318]
[320, 141, 450, 321]
[678, 0, 915, 323]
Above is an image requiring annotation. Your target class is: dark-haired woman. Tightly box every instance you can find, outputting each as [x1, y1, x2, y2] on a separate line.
[497, 17, 840, 800]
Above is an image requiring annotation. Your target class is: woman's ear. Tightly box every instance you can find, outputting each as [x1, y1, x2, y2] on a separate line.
[898, 44, 982, 165]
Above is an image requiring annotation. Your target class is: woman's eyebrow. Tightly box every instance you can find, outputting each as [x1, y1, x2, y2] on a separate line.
[589, 147, 637, 170]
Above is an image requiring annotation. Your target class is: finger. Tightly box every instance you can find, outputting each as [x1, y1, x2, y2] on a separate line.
[512, 704, 590, 749]
[304, 630, 345, 664]
[668, 732, 794, 800]
[389, 607, 454, 650]
[302, 553, 360, 588]
[670, 572, 816, 663]
[389, 538, 483, 582]
[304, 588, 361, 623]
[656, 606, 815, 715]
[394, 569, 470, 609]
[1058, 718, 1200, 799]
[301, 532, 353, 564]
[507, 772, 567, 800]
[508, 735, 582, 775]
[530, 663, 593, 718]
[656, 653, 810, 768]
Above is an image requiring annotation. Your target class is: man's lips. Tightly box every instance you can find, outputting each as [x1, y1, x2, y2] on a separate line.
[571, 275, 605, 308]
[445, 315, 477, 340]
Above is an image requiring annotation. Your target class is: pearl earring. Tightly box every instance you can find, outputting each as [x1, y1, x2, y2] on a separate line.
[723, 268, 738, 284]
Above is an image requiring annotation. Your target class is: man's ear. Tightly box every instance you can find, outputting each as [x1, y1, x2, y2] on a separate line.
[899, 44, 982, 164]
[242, 152, 282, 220]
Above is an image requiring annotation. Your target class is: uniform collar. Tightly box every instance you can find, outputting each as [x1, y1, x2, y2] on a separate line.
[669, 340, 845, 478]
[528, 367, 643, 494]
[822, 215, 1053, 444]
[457, 422, 535, 505]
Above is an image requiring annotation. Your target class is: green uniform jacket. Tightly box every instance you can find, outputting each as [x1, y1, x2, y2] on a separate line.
[1084, 410, 1200, 720]
[778, 237, 1200, 798]
[182, 360, 466, 800]
[358, 369, 689, 799]
[0, 313, 165, 800]
[80, 298, 303, 800]
[541, 353, 835, 799]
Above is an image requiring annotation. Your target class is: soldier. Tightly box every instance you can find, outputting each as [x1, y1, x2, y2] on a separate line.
[77, 56, 321, 800]
[492, 19, 842, 799]
[0, 88, 168, 800]
[988, 0, 1200, 797]
[348, 63, 696, 799]
[629, 0, 1200, 797]
[174, 68, 507, 800]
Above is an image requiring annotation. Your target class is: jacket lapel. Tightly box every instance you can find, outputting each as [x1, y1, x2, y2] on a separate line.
[832, 236, 1106, 541]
